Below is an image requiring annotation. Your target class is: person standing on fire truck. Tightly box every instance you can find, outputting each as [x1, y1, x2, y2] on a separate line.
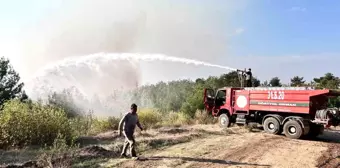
[237, 68, 252, 87]
[245, 68, 252, 87]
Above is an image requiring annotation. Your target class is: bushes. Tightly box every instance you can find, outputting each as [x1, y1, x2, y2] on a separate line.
[69, 113, 93, 137]
[0, 98, 214, 150]
[89, 117, 120, 135]
[135, 108, 213, 129]
[137, 108, 209, 129]
[0, 100, 121, 149]
[69, 113, 121, 136]
[194, 109, 216, 124]
[137, 108, 163, 129]
[107, 116, 120, 130]
[180, 85, 205, 118]
[0, 100, 75, 149]
[162, 111, 192, 126]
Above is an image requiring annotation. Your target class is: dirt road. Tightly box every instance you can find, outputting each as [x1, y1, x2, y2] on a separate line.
[105, 125, 340, 168]
[1, 125, 339, 168]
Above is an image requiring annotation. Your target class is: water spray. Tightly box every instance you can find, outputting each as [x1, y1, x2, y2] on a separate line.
[24, 52, 238, 117]
[28, 52, 236, 78]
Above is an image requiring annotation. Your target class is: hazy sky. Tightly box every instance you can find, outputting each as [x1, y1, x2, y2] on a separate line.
[1, 0, 340, 87]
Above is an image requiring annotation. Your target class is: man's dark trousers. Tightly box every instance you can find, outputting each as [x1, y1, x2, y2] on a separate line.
[121, 131, 136, 157]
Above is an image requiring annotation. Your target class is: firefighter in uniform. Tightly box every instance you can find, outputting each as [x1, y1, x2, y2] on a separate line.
[118, 103, 143, 158]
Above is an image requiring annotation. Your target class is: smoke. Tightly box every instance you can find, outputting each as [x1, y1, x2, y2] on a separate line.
[19, 0, 231, 80]
[9, 0, 241, 116]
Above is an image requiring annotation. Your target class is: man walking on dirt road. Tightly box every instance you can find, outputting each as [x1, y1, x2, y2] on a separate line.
[118, 103, 144, 158]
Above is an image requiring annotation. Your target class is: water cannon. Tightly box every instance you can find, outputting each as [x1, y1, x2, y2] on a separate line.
[236, 68, 251, 73]
[236, 68, 245, 87]
[236, 68, 252, 88]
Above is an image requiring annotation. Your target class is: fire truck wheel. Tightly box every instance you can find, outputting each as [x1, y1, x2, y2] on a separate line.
[263, 117, 281, 135]
[283, 120, 303, 139]
[218, 113, 231, 128]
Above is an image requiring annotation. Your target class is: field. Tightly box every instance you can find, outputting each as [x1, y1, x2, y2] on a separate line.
[1, 123, 339, 168]
[1, 57, 340, 167]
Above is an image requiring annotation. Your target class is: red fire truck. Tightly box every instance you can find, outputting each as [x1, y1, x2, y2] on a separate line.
[203, 86, 340, 139]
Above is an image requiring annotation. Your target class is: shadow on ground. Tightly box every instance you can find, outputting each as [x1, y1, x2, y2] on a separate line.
[145, 156, 271, 167]
[315, 129, 340, 143]
[253, 125, 340, 144]
[75, 136, 118, 147]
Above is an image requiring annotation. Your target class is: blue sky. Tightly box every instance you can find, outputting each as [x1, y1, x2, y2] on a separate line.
[229, 0, 340, 56]
[0, 0, 340, 88]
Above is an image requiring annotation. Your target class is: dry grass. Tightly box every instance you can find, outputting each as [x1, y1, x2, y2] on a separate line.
[0, 108, 223, 167]
[2, 124, 246, 167]
[137, 108, 216, 129]
[193, 110, 217, 125]
[71, 125, 231, 168]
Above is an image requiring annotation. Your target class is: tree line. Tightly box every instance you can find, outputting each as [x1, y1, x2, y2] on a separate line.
[0, 56, 339, 117]
[0, 56, 339, 150]
[130, 72, 340, 116]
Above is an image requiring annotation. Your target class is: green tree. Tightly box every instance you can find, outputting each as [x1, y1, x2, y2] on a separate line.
[313, 73, 340, 107]
[269, 77, 282, 87]
[19, 90, 29, 101]
[0, 57, 25, 105]
[217, 71, 241, 87]
[313, 73, 340, 89]
[129, 71, 262, 117]
[180, 84, 205, 117]
[290, 76, 305, 86]
[215, 71, 261, 88]
[48, 89, 84, 118]
[261, 80, 270, 87]
[195, 78, 205, 85]
[252, 78, 261, 87]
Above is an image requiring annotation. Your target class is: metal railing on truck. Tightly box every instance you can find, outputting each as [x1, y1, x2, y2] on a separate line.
[243, 87, 315, 91]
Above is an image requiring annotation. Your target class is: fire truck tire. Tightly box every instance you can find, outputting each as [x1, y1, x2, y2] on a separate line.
[218, 113, 231, 128]
[283, 120, 303, 139]
[263, 117, 281, 135]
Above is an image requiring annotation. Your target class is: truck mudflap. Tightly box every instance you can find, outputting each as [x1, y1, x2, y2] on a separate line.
[302, 119, 310, 135]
